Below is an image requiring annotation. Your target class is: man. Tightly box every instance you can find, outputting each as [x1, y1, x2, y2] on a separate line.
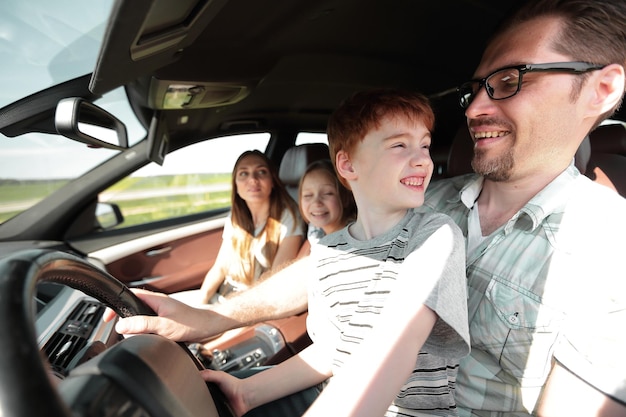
[418, 0, 626, 415]
[105, 0, 626, 415]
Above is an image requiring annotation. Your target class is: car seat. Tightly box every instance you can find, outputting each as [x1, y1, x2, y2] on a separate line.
[585, 122, 626, 197]
[278, 142, 330, 202]
[278, 142, 331, 247]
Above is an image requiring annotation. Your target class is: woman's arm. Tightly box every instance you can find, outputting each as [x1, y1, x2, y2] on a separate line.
[271, 234, 304, 268]
[197, 242, 230, 303]
[296, 239, 311, 259]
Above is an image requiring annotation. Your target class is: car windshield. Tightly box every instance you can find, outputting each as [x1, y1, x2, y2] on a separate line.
[0, 0, 145, 224]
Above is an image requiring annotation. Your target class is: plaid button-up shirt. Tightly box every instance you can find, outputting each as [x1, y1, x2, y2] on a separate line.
[417, 163, 626, 416]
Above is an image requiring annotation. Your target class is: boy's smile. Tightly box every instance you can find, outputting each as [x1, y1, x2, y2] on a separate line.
[347, 114, 433, 230]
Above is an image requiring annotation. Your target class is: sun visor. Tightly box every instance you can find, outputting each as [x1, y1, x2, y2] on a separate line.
[89, 0, 229, 95]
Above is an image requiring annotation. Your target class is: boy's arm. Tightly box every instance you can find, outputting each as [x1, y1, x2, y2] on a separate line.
[304, 223, 464, 417]
[304, 305, 437, 417]
[202, 342, 332, 415]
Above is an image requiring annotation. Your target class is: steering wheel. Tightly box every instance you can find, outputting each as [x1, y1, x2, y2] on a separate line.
[0, 248, 234, 417]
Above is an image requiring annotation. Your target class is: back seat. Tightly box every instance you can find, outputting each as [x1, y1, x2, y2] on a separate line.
[278, 143, 330, 202]
[586, 123, 626, 197]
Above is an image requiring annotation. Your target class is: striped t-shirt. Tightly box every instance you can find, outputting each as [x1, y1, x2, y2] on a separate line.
[307, 208, 470, 416]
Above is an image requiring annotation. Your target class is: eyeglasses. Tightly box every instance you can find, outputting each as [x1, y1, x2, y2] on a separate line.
[457, 61, 606, 109]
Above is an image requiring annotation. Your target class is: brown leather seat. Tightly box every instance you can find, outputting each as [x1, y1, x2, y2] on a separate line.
[586, 123, 626, 197]
[278, 143, 330, 201]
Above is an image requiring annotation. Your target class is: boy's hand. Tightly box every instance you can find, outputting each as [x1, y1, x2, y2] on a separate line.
[201, 369, 250, 417]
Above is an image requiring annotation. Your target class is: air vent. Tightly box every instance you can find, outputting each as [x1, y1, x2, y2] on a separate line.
[43, 300, 105, 377]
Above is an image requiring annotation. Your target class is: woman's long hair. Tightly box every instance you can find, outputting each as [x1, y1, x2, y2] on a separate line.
[229, 150, 301, 285]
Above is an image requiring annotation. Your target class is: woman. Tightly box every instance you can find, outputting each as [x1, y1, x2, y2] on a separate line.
[174, 150, 305, 305]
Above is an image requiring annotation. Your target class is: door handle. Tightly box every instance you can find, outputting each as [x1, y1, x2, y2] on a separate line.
[145, 247, 172, 257]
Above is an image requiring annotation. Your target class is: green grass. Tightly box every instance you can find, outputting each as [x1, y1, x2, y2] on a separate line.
[0, 174, 232, 227]
[0, 179, 69, 201]
[114, 191, 231, 226]
[108, 173, 231, 191]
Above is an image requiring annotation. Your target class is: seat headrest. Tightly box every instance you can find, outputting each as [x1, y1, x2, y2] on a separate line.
[589, 123, 626, 155]
[574, 135, 591, 175]
[279, 143, 330, 200]
[446, 127, 474, 177]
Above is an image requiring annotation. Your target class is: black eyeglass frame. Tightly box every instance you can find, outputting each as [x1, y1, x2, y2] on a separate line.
[457, 61, 607, 109]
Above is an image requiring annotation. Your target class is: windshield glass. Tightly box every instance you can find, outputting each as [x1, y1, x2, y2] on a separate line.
[0, 0, 145, 224]
[0, 0, 113, 106]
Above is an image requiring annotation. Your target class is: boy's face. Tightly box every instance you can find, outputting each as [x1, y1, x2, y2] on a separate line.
[347, 114, 433, 212]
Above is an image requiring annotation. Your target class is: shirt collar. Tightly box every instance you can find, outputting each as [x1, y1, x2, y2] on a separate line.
[458, 162, 580, 232]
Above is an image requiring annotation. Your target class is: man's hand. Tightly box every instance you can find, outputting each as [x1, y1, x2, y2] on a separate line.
[102, 289, 224, 342]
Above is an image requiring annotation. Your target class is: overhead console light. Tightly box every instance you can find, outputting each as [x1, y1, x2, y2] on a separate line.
[148, 78, 250, 109]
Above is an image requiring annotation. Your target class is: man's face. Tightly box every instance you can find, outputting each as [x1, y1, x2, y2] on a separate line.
[464, 16, 590, 183]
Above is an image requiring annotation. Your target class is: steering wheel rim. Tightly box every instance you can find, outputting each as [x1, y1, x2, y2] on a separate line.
[0, 248, 232, 417]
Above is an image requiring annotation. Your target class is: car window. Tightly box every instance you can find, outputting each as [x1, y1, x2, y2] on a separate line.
[295, 132, 328, 146]
[99, 133, 270, 229]
[0, 88, 146, 226]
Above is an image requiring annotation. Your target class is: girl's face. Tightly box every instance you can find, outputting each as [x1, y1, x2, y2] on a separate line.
[300, 169, 344, 234]
[234, 154, 273, 204]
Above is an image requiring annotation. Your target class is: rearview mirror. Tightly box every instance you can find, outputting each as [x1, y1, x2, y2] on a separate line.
[55, 98, 129, 150]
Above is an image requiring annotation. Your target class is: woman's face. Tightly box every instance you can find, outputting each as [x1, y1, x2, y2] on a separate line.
[234, 154, 273, 204]
[300, 169, 344, 234]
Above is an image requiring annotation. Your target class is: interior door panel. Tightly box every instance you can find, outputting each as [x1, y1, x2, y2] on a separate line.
[81, 216, 228, 294]
[106, 227, 223, 293]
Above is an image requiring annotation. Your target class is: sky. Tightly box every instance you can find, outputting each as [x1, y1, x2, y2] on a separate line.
[0, 0, 117, 180]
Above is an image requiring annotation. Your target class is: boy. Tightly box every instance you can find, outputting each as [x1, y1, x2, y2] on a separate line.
[202, 89, 470, 417]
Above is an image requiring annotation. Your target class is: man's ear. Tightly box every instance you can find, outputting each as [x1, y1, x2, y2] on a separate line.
[335, 150, 357, 182]
[589, 63, 625, 116]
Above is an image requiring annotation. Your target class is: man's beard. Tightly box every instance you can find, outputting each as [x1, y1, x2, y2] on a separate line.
[471, 147, 514, 181]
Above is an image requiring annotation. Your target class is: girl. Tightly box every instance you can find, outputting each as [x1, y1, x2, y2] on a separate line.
[296, 159, 356, 258]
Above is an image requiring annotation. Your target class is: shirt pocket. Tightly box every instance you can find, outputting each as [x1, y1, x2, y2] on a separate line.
[482, 277, 566, 382]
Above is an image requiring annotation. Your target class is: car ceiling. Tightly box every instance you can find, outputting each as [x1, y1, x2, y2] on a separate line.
[94, 0, 515, 152]
[5, 0, 624, 159]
